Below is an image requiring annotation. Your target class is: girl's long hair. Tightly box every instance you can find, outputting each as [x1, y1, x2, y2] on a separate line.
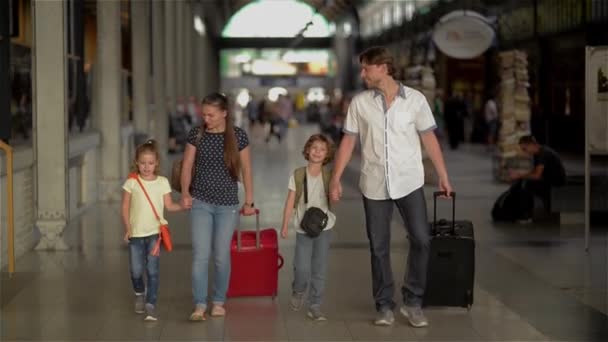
[200, 93, 240, 180]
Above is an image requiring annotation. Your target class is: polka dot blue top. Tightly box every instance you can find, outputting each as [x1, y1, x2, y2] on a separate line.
[187, 126, 249, 206]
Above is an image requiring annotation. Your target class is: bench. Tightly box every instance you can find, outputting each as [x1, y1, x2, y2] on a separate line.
[550, 175, 608, 224]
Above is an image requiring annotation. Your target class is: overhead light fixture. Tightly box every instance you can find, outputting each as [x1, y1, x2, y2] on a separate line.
[194, 15, 206, 36]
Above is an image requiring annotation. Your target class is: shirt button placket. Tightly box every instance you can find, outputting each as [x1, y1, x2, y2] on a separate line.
[384, 112, 390, 198]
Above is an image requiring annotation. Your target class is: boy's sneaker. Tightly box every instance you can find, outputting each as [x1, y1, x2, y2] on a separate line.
[290, 292, 305, 311]
[373, 309, 394, 326]
[134, 294, 145, 314]
[307, 306, 327, 321]
[400, 305, 428, 327]
[144, 303, 157, 321]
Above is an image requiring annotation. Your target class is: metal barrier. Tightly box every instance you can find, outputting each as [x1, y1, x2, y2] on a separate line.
[0, 140, 15, 276]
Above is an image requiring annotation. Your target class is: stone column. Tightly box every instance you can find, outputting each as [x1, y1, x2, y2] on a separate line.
[96, 0, 122, 202]
[184, 1, 194, 99]
[32, 0, 69, 250]
[152, 0, 168, 169]
[175, 0, 185, 101]
[130, 0, 150, 136]
[164, 1, 177, 112]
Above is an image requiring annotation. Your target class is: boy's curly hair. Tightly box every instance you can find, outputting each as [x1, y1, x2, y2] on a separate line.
[302, 134, 335, 165]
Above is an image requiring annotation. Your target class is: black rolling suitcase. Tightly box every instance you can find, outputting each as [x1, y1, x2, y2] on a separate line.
[423, 191, 475, 309]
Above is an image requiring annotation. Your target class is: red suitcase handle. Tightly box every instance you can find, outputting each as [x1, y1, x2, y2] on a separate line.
[237, 208, 261, 250]
[278, 254, 284, 269]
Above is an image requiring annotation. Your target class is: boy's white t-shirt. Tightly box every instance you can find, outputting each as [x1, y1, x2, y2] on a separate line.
[122, 175, 172, 238]
[288, 169, 336, 234]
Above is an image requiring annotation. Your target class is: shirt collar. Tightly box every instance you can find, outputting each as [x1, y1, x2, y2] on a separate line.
[373, 82, 407, 99]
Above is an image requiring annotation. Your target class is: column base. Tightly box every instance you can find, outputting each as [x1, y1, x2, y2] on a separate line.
[35, 219, 69, 251]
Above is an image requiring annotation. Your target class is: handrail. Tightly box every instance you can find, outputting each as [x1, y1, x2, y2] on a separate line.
[0, 140, 15, 276]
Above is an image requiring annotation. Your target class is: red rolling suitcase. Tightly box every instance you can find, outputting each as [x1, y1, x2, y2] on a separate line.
[227, 209, 284, 298]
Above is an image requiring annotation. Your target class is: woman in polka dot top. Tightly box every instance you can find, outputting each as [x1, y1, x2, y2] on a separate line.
[179, 92, 256, 321]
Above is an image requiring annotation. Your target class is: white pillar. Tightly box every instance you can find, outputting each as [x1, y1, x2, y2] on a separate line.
[152, 0, 168, 169]
[184, 1, 194, 99]
[175, 0, 185, 100]
[131, 0, 150, 135]
[164, 1, 177, 112]
[96, 0, 122, 202]
[32, 0, 69, 250]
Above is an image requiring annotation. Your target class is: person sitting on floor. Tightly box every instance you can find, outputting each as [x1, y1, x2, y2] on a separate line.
[509, 135, 566, 222]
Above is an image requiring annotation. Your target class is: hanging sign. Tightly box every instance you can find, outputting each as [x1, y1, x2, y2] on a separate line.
[432, 10, 494, 59]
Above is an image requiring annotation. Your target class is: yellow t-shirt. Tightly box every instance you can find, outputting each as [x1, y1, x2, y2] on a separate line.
[122, 175, 172, 238]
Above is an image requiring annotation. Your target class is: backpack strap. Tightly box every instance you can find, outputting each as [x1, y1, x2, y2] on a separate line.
[293, 167, 306, 208]
[293, 166, 332, 210]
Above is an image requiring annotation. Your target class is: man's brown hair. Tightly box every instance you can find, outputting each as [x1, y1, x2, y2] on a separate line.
[359, 46, 395, 76]
[518, 135, 537, 145]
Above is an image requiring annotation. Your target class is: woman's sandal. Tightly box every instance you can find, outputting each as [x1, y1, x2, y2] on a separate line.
[189, 310, 206, 321]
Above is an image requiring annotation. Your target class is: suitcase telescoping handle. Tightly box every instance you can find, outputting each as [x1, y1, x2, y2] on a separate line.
[237, 208, 261, 251]
[433, 191, 456, 234]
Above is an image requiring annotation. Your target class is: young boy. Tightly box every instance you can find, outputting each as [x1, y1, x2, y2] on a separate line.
[280, 134, 336, 321]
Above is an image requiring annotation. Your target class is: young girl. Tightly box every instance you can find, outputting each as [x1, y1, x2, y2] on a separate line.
[280, 134, 336, 321]
[121, 139, 183, 321]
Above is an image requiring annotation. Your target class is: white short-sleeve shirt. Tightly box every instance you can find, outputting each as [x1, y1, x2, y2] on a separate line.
[288, 170, 336, 234]
[343, 84, 436, 200]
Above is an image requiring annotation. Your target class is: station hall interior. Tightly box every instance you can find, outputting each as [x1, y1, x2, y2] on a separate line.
[1, 0, 608, 341]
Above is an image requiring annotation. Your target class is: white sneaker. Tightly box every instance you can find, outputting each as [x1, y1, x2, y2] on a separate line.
[144, 303, 158, 321]
[400, 305, 428, 327]
[373, 310, 394, 326]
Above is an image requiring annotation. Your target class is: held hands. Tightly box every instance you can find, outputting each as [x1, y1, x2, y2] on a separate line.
[123, 229, 131, 243]
[181, 193, 193, 210]
[329, 179, 342, 203]
[280, 226, 288, 239]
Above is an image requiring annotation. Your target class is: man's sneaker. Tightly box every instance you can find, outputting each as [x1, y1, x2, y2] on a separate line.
[134, 294, 145, 313]
[290, 292, 305, 311]
[373, 309, 394, 326]
[307, 306, 327, 321]
[400, 305, 428, 327]
[144, 303, 158, 321]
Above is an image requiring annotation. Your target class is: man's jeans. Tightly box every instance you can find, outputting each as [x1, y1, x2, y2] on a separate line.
[129, 234, 160, 305]
[191, 199, 239, 306]
[293, 230, 332, 307]
[362, 187, 430, 311]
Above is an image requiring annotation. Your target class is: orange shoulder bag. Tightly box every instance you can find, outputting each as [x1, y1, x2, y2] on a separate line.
[129, 173, 173, 256]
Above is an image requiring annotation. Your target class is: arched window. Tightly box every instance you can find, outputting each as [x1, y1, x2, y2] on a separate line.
[222, 0, 331, 38]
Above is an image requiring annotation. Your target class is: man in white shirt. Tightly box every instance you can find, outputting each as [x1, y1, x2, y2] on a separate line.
[329, 46, 453, 327]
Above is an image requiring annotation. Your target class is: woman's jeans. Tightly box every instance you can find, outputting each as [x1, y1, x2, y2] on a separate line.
[191, 199, 239, 307]
[129, 234, 160, 305]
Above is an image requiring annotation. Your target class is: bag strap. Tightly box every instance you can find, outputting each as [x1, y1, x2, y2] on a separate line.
[130, 173, 161, 223]
[303, 172, 309, 206]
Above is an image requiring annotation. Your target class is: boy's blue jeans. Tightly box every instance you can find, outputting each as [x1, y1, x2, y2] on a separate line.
[191, 199, 239, 307]
[128, 234, 160, 305]
[293, 229, 333, 307]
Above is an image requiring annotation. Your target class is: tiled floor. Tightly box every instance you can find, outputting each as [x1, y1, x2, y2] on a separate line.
[2, 124, 607, 341]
